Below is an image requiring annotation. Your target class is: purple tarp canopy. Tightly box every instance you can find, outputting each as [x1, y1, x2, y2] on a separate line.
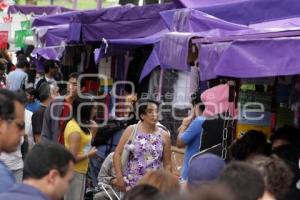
[107, 29, 169, 45]
[200, 38, 300, 79]
[8, 5, 73, 15]
[32, 10, 84, 27]
[68, 3, 177, 42]
[161, 0, 300, 29]
[158, 9, 251, 71]
[177, 0, 247, 8]
[171, 9, 249, 33]
[158, 5, 300, 80]
[31, 46, 65, 61]
[42, 25, 69, 46]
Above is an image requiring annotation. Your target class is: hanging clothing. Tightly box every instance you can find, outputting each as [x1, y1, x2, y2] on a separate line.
[201, 84, 237, 118]
[172, 70, 192, 109]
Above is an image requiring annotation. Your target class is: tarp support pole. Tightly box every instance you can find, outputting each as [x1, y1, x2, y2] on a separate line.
[72, 0, 77, 10]
[97, 0, 102, 9]
[157, 68, 164, 101]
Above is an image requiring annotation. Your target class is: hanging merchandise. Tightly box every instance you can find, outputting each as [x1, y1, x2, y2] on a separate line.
[172, 70, 191, 108]
[236, 78, 274, 138]
[275, 76, 294, 128]
[172, 66, 199, 109]
[98, 78, 114, 120]
[20, 20, 31, 30]
[99, 57, 112, 78]
[15, 30, 26, 48]
[290, 76, 300, 128]
[15, 20, 33, 48]
[0, 31, 8, 48]
[147, 68, 160, 100]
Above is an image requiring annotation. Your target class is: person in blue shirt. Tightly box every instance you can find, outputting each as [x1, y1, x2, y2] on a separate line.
[25, 87, 41, 113]
[6, 59, 29, 91]
[0, 89, 26, 193]
[0, 143, 76, 200]
[176, 92, 206, 181]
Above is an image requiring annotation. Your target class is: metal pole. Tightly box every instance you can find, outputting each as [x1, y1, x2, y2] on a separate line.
[72, 0, 77, 9]
[157, 68, 164, 101]
[97, 0, 102, 9]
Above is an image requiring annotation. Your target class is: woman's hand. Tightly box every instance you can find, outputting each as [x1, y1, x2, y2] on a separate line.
[87, 147, 97, 158]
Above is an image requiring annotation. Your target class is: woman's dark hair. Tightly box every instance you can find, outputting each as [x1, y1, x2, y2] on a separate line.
[23, 142, 75, 179]
[27, 69, 36, 85]
[229, 130, 271, 161]
[123, 184, 161, 200]
[72, 94, 95, 134]
[137, 98, 159, 121]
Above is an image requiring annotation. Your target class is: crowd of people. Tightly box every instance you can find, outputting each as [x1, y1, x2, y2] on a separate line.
[0, 48, 299, 200]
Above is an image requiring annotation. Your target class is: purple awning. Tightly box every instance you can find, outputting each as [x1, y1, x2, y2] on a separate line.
[34, 24, 69, 46]
[139, 43, 160, 82]
[214, 39, 300, 78]
[43, 26, 69, 46]
[32, 10, 82, 27]
[159, 32, 195, 71]
[178, 0, 246, 8]
[161, 0, 300, 29]
[249, 17, 300, 30]
[171, 9, 249, 32]
[31, 46, 65, 61]
[197, 42, 231, 81]
[107, 29, 169, 45]
[8, 5, 73, 15]
[68, 3, 177, 43]
[158, 9, 250, 72]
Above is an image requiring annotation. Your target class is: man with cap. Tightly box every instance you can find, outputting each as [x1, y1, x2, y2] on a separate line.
[187, 153, 225, 189]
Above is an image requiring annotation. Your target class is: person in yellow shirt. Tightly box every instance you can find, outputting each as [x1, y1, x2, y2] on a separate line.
[64, 95, 98, 200]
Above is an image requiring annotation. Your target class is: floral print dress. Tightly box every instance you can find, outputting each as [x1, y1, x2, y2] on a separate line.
[123, 129, 164, 189]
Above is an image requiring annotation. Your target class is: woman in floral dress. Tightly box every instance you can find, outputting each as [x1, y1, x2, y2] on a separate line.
[113, 99, 172, 191]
